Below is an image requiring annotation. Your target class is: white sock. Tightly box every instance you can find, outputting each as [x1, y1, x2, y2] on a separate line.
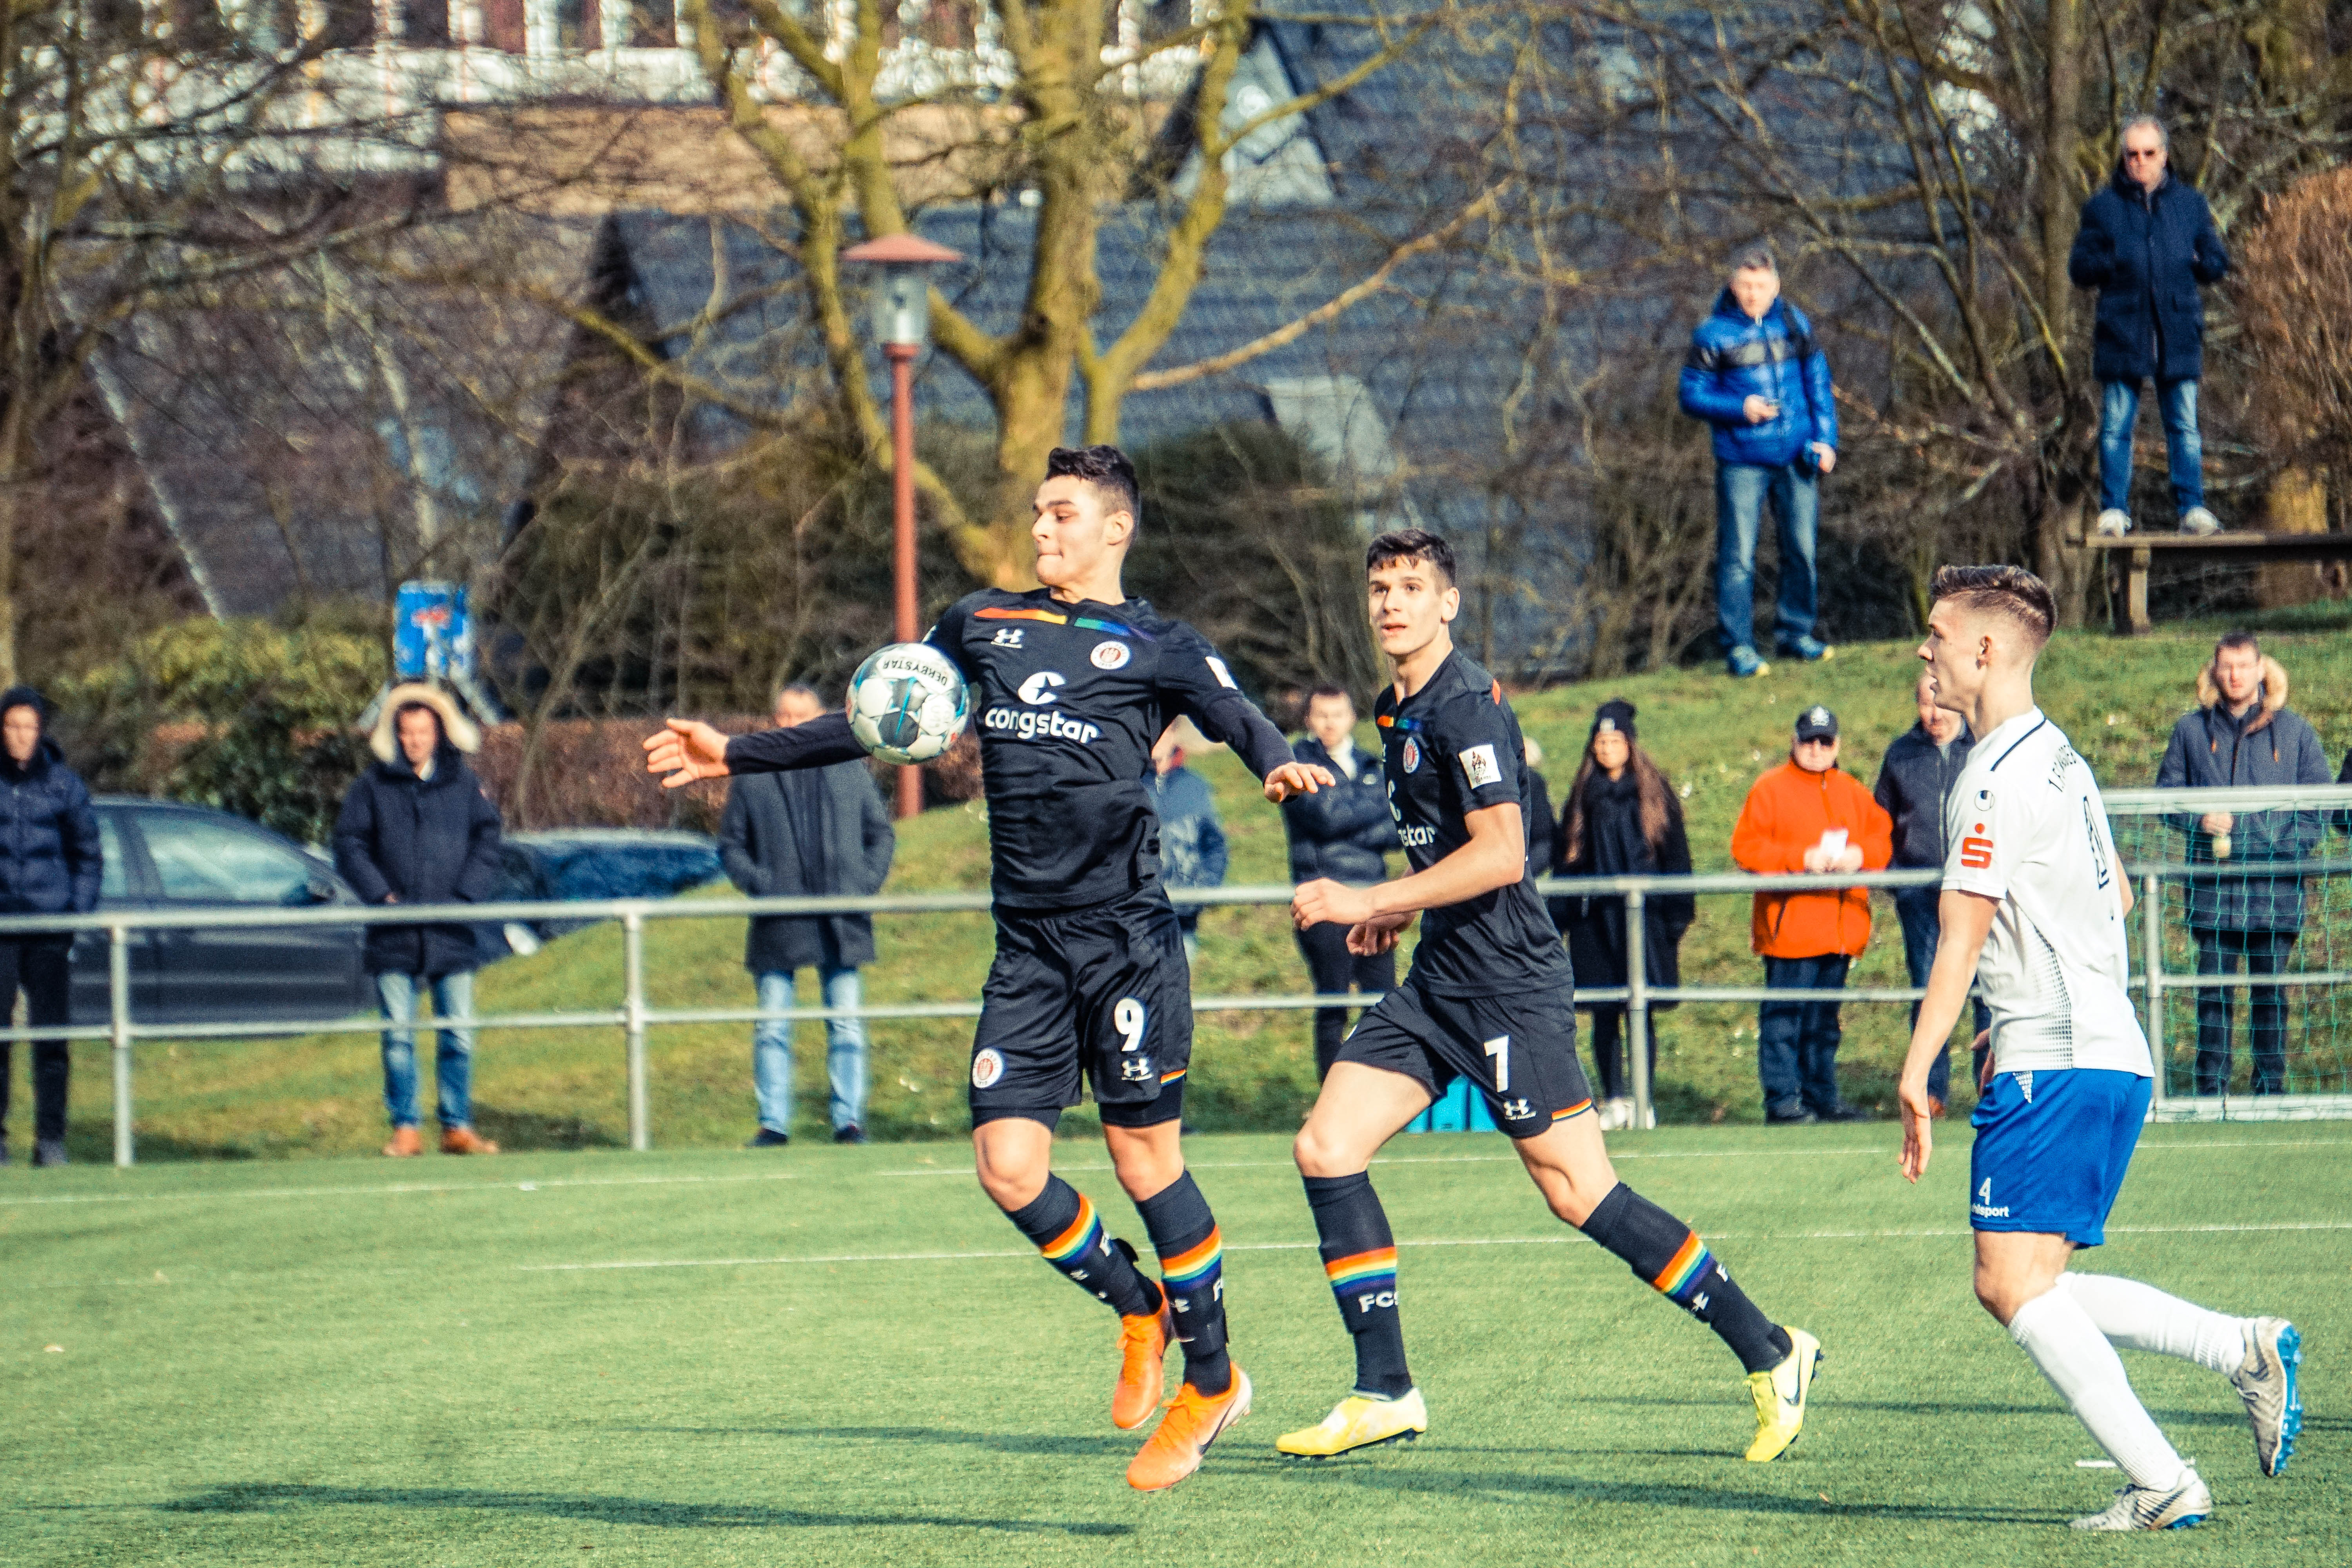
[2009, 1283, 2186, 1490]
[2065, 1272, 2250, 1376]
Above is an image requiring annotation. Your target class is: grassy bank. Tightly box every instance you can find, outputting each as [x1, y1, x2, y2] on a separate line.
[51, 610, 2352, 1160]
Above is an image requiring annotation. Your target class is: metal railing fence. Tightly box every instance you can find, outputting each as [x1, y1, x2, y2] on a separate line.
[2, 784, 2346, 1165]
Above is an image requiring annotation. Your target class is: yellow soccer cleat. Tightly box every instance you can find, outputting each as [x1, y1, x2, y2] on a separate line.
[1745, 1328, 1821, 1462]
[1276, 1388, 1429, 1459]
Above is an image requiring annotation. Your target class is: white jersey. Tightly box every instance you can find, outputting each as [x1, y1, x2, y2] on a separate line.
[1942, 708, 2151, 1077]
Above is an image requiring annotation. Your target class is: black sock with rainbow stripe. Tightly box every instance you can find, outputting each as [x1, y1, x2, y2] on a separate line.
[1303, 1171, 1413, 1399]
[1005, 1176, 1160, 1319]
[1578, 1183, 1791, 1374]
[1136, 1172, 1231, 1396]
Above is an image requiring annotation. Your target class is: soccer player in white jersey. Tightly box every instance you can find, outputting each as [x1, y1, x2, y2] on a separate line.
[1895, 564, 2301, 1532]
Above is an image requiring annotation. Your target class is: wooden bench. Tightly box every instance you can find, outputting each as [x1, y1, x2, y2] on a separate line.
[2084, 532, 2352, 635]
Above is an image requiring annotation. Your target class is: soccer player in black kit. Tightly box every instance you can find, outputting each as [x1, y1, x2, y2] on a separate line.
[645, 446, 1333, 1492]
[1278, 529, 1822, 1463]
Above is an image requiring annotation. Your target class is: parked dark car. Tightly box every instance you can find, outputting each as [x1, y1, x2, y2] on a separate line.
[479, 829, 724, 959]
[69, 798, 372, 1025]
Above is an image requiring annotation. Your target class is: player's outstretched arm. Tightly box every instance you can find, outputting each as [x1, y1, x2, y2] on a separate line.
[1293, 801, 1524, 933]
[1897, 889, 1996, 1183]
[644, 711, 868, 788]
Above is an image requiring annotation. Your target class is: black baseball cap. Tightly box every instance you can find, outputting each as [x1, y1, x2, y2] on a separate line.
[1794, 704, 1838, 742]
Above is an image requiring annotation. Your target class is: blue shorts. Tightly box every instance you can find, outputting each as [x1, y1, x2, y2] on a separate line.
[1968, 1068, 2151, 1248]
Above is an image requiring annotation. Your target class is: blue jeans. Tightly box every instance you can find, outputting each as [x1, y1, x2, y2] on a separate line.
[1757, 953, 1847, 1116]
[754, 966, 870, 1134]
[1895, 888, 1993, 1103]
[1715, 459, 1820, 654]
[2098, 378, 2204, 515]
[378, 970, 476, 1129]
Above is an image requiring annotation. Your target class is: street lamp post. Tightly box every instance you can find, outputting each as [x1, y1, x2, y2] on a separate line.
[841, 232, 965, 820]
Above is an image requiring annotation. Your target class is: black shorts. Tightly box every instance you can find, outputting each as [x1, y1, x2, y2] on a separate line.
[1336, 978, 1593, 1138]
[968, 887, 1193, 1129]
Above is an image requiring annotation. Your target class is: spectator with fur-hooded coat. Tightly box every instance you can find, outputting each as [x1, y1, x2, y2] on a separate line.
[334, 684, 505, 1156]
[2156, 633, 2331, 1096]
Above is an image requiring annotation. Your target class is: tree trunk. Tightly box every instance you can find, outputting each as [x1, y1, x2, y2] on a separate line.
[2034, 0, 2087, 625]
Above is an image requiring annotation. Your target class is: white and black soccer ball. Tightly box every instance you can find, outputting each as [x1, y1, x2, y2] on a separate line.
[848, 642, 971, 765]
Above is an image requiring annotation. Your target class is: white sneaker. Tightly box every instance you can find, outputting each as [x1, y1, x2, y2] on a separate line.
[2180, 506, 2221, 535]
[2069, 1468, 2212, 1531]
[2095, 508, 2132, 537]
[1598, 1098, 1632, 1131]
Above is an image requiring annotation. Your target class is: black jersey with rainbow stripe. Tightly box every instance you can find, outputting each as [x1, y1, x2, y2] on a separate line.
[924, 588, 1293, 911]
[1376, 649, 1573, 997]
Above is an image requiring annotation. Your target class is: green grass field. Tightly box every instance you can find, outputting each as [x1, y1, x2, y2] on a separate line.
[5, 1122, 2345, 1566]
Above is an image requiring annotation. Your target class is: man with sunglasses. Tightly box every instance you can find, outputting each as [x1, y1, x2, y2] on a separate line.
[2071, 115, 2230, 538]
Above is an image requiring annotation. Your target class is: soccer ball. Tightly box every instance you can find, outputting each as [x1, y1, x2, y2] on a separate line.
[848, 642, 971, 764]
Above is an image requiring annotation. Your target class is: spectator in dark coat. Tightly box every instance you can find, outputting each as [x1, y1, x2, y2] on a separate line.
[1679, 241, 1839, 677]
[334, 684, 505, 1157]
[1556, 700, 1693, 1130]
[1144, 719, 1229, 967]
[1280, 686, 1397, 1077]
[2069, 116, 2230, 537]
[1871, 673, 1987, 1114]
[1522, 736, 1557, 895]
[720, 684, 896, 1147]
[2155, 634, 2332, 1095]
[0, 688, 101, 1167]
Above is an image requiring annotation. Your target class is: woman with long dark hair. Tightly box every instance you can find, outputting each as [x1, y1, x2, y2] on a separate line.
[1556, 699, 1694, 1129]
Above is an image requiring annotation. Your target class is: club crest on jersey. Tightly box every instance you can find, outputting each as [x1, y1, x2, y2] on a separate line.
[1090, 640, 1131, 670]
[971, 1048, 1005, 1089]
[1401, 738, 1421, 774]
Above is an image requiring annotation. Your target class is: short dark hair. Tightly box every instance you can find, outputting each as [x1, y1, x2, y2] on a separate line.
[1045, 445, 1140, 526]
[1930, 563, 2056, 650]
[2215, 629, 2260, 658]
[1728, 241, 1778, 275]
[392, 702, 444, 742]
[773, 681, 824, 708]
[1304, 684, 1354, 709]
[1366, 528, 1456, 588]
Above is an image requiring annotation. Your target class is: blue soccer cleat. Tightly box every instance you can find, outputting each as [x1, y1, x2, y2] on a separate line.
[2230, 1318, 2301, 1478]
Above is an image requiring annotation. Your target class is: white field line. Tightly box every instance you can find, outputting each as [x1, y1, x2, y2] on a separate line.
[0, 1170, 804, 1209]
[513, 1218, 2352, 1273]
[3, 1136, 2343, 1211]
[874, 1138, 2352, 1178]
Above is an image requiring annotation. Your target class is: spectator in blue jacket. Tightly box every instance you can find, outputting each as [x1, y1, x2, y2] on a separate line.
[0, 687, 101, 1167]
[1145, 720, 1228, 967]
[1680, 242, 1839, 679]
[1280, 686, 1397, 1076]
[2069, 115, 2230, 538]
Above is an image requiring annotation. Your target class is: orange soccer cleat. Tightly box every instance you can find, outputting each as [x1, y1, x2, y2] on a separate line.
[1126, 1367, 1251, 1492]
[1112, 1293, 1174, 1431]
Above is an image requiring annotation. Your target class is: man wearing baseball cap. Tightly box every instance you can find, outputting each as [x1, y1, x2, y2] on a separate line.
[1730, 704, 1893, 1122]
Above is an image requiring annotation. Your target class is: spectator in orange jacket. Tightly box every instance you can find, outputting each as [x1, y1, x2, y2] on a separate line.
[1730, 705, 1893, 1123]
